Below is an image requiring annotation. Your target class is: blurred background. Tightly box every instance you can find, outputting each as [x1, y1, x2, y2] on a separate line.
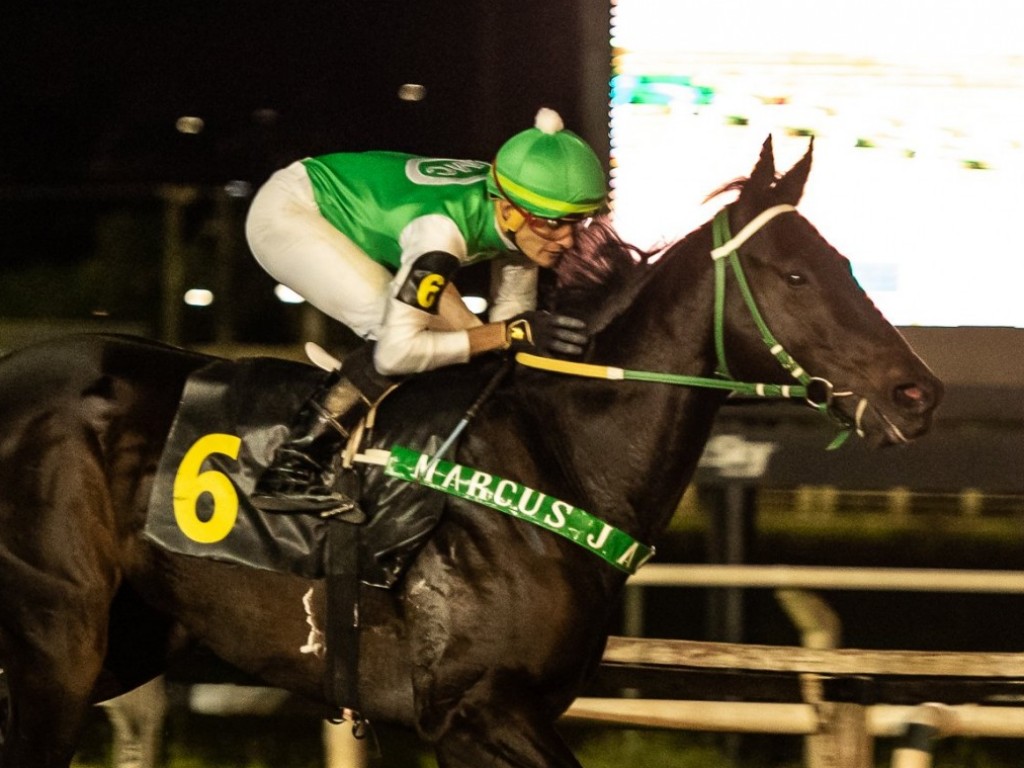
[3, 0, 1024, 766]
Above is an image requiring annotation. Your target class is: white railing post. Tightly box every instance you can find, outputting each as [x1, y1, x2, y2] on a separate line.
[890, 704, 950, 768]
[774, 588, 862, 768]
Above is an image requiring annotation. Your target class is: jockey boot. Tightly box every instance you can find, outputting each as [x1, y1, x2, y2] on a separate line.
[252, 346, 396, 518]
[251, 375, 366, 517]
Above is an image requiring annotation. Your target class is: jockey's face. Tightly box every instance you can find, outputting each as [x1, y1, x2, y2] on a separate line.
[496, 200, 576, 268]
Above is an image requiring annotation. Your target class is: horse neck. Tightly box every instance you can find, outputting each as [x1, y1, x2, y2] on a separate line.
[533, 221, 726, 543]
[597, 222, 719, 372]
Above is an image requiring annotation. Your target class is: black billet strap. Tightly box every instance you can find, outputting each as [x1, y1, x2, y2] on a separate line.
[324, 521, 361, 719]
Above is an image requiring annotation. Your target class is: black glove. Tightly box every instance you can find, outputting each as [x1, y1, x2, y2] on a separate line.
[504, 311, 589, 357]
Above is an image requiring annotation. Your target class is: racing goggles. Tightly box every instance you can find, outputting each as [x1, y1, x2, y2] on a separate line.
[514, 204, 586, 240]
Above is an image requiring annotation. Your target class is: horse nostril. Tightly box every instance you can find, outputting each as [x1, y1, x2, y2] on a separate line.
[893, 382, 933, 413]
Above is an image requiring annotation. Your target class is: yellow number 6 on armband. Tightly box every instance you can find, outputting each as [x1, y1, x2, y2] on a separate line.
[173, 433, 242, 543]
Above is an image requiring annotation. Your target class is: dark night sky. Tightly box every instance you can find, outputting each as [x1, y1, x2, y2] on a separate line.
[1, 0, 607, 186]
[0, 0, 608, 342]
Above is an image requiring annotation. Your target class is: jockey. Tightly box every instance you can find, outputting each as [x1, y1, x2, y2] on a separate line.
[245, 107, 607, 514]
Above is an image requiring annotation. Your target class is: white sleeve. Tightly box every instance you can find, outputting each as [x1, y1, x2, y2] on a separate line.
[373, 214, 473, 376]
[488, 255, 539, 322]
[397, 213, 468, 264]
[374, 299, 471, 376]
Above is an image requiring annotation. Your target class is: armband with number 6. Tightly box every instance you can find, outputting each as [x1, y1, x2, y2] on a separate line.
[395, 251, 460, 314]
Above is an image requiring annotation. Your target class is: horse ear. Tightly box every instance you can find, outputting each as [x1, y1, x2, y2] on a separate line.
[745, 135, 776, 193]
[772, 137, 814, 205]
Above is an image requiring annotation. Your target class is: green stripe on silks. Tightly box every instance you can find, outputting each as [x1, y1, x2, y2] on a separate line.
[384, 446, 654, 575]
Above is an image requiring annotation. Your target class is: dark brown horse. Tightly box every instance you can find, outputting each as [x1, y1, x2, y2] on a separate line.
[0, 138, 942, 767]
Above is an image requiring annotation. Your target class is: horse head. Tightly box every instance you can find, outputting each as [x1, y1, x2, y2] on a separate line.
[717, 135, 943, 445]
[555, 135, 942, 449]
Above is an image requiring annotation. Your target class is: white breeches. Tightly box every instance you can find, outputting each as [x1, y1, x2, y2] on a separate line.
[244, 162, 474, 375]
[245, 161, 391, 339]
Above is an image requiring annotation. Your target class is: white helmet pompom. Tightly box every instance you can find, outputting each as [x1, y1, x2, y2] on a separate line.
[534, 108, 564, 135]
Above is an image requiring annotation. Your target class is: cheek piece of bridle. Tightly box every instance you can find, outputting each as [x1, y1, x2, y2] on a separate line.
[518, 204, 871, 450]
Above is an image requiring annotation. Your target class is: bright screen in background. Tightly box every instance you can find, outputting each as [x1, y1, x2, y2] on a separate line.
[609, 0, 1024, 327]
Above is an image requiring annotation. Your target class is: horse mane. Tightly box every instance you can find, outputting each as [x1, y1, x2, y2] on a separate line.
[551, 170, 763, 302]
[545, 216, 656, 319]
[545, 172, 769, 325]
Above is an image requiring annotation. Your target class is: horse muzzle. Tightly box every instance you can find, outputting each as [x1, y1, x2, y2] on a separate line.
[833, 373, 944, 447]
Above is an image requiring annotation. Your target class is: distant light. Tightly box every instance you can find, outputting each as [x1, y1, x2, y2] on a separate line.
[398, 83, 427, 102]
[90, 308, 110, 317]
[176, 116, 205, 135]
[463, 295, 488, 315]
[184, 288, 214, 307]
[251, 107, 279, 125]
[274, 284, 305, 304]
[224, 180, 252, 198]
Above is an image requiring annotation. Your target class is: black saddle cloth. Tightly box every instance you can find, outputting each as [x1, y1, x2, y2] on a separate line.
[144, 352, 504, 587]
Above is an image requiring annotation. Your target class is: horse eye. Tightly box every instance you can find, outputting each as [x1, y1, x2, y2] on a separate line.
[786, 272, 807, 287]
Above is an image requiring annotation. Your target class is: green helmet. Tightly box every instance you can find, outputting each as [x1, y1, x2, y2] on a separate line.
[487, 108, 606, 219]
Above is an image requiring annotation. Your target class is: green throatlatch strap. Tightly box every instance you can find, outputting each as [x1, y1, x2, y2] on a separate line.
[384, 445, 654, 574]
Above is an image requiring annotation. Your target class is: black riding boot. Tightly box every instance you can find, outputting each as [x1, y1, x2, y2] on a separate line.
[251, 375, 366, 516]
[251, 345, 396, 517]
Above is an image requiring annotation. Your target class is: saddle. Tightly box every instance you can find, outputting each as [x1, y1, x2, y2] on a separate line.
[144, 348, 500, 587]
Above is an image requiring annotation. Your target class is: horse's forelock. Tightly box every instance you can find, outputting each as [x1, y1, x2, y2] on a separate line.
[702, 171, 794, 206]
[702, 177, 748, 204]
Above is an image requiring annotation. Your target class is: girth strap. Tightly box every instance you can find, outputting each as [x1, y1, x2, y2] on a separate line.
[324, 515, 367, 734]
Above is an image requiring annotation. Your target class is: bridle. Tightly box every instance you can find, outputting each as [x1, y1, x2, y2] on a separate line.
[710, 204, 860, 447]
[517, 203, 869, 449]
